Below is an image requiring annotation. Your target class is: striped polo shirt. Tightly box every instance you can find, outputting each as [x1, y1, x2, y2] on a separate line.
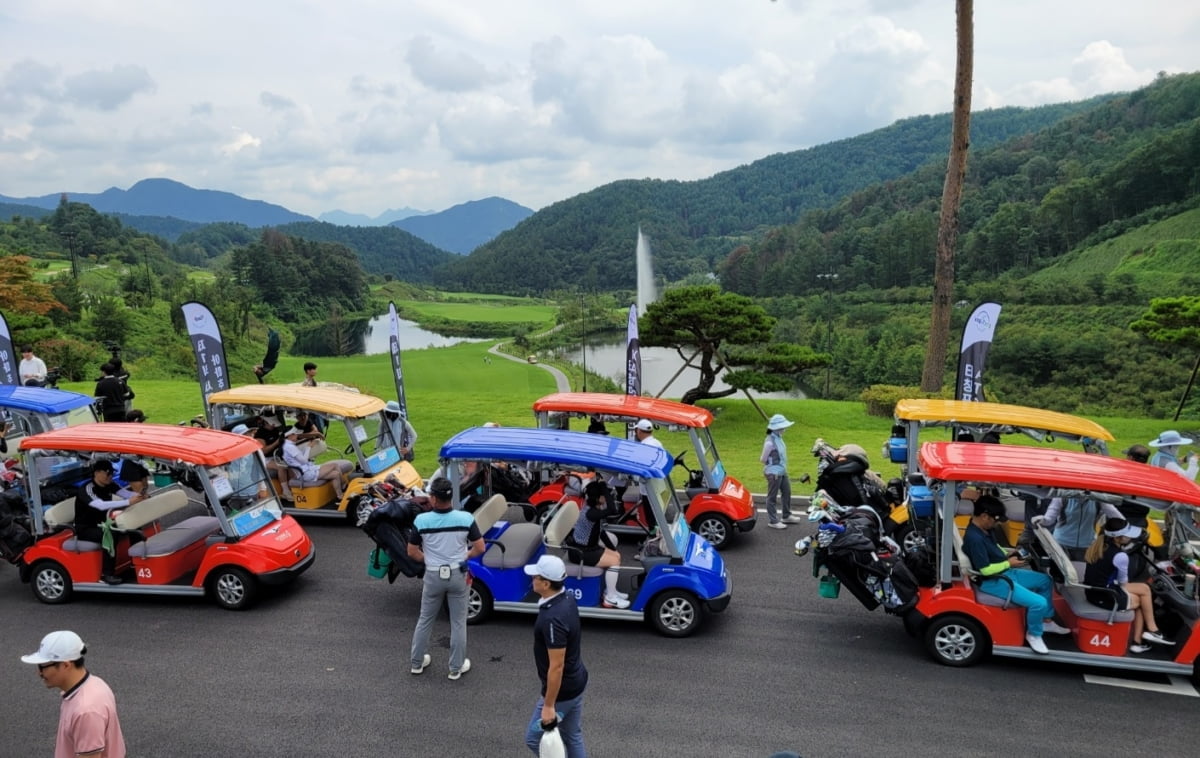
[412, 508, 481, 567]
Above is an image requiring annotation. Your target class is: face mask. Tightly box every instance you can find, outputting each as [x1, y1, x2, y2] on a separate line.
[1120, 542, 1135, 552]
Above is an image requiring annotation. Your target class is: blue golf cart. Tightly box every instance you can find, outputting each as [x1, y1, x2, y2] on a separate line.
[440, 426, 731, 637]
[0, 386, 99, 451]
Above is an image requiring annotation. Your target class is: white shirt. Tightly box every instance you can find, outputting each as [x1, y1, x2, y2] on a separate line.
[19, 355, 47, 383]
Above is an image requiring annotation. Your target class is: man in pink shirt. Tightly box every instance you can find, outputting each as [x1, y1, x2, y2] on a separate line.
[22, 630, 126, 758]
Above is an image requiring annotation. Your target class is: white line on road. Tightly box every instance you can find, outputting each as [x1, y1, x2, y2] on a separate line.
[1083, 674, 1199, 697]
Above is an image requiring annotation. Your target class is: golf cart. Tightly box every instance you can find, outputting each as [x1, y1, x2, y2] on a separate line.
[0, 386, 99, 451]
[440, 425, 732, 637]
[530, 392, 755, 549]
[16, 423, 315, 610]
[206, 385, 422, 523]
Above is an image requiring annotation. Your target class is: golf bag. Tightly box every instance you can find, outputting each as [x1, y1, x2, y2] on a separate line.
[361, 497, 425, 581]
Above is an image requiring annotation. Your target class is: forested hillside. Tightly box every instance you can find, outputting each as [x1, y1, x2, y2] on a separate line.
[391, 196, 533, 254]
[722, 72, 1200, 298]
[436, 97, 1110, 294]
[275, 221, 457, 283]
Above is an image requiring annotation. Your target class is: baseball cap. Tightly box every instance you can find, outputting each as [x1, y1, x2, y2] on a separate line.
[428, 477, 453, 500]
[21, 630, 85, 665]
[92, 459, 115, 474]
[119, 460, 150, 481]
[230, 424, 250, 435]
[634, 419, 654, 432]
[524, 554, 567, 582]
[973, 495, 1008, 522]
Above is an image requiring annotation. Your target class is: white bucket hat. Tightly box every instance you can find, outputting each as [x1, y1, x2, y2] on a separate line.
[767, 414, 794, 431]
[1149, 430, 1193, 448]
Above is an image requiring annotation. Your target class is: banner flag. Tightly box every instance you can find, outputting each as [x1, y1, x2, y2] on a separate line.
[956, 301, 1002, 402]
[625, 305, 641, 398]
[388, 302, 408, 417]
[0, 311, 17, 385]
[181, 302, 231, 415]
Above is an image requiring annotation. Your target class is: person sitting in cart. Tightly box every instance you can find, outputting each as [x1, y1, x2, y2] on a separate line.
[74, 460, 148, 585]
[566, 480, 629, 609]
[1084, 518, 1174, 652]
[961, 495, 1070, 655]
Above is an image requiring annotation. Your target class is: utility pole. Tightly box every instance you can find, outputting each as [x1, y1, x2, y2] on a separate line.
[816, 273, 839, 398]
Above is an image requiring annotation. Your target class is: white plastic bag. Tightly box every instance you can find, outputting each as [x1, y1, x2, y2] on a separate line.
[539, 726, 566, 758]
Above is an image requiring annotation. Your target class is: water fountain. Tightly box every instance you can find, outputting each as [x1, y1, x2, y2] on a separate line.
[636, 226, 656, 316]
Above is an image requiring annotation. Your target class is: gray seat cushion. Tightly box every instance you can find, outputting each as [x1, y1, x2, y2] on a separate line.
[62, 538, 101, 552]
[1060, 584, 1136, 623]
[482, 523, 542, 569]
[129, 516, 221, 559]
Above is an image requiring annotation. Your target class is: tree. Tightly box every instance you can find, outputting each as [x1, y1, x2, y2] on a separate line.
[1131, 296, 1200, 420]
[0, 256, 66, 316]
[920, 0, 973, 392]
[639, 284, 827, 406]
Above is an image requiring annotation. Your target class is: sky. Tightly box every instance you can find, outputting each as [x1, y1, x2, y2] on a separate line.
[1, 1, 1198, 219]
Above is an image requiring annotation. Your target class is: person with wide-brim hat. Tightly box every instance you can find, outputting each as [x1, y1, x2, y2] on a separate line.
[1147, 430, 1199, 480]
[761, 414, 800, 529]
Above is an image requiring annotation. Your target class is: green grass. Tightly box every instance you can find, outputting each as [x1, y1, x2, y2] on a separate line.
[396, 298, 557, 325]
[58, 345, 1179, 491]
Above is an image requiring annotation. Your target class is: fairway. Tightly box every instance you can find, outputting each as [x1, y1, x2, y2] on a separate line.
[396, 298, 557, 325]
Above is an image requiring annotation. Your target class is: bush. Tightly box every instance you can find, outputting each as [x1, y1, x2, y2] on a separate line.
[38, 338, 103, 382]
[860, 384, 945, 417]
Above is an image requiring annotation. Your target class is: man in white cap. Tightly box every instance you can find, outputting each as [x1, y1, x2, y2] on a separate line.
[22, 630, 126, 758]
[523, 554, 588, 758]
[632, 419, 663, 450]
[761, 414, 801, 529]
[1147, 430, 1199, 480]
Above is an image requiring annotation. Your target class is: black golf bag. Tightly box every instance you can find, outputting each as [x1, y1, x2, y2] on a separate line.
[813, 509, 918, 614]
[361, 498, 425, 581]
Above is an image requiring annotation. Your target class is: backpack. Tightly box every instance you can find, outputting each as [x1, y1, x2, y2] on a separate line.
[0, 512, 32, 563]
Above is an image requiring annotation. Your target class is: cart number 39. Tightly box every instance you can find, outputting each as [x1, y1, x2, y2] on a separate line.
[568, 588, 583, 600]
[1089, 634, 1111, 648]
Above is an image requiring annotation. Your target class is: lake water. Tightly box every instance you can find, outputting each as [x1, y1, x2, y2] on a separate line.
[361, 315, 488, 355]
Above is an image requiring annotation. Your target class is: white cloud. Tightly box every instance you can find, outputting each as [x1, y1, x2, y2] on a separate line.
[62, 64, 155, 111]
[406, 34, 495, 92]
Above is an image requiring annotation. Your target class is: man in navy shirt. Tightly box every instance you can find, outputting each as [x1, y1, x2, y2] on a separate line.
[523, 554, 588, 757]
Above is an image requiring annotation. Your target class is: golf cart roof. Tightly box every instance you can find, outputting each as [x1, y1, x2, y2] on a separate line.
[440, 426, 675, 479]
[532, 392, 713, 428]
[918, 441, 1200, 507]
[207, 385, 385, 418]
[893, 399, 1114, 442]
[19, 423, 262, 466]
[0, 385, 96, 414]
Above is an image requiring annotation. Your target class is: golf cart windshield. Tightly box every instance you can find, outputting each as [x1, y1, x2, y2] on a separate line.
[345, 414, 400, 475]
[644, 476, 690, 554]
[205, 455, 283, 536]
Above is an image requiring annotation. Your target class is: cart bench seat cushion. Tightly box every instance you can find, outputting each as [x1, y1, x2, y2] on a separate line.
[62, 538, 102, 552]
[128, 516, 221, 558]
[482, 523, 543, 569]
[1058, 583, 1136, 623]
[114, 489, 190, 530]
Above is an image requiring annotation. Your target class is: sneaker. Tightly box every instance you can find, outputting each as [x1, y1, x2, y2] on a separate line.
[410, 654, 431, 675]
[101, 574, 124, 586]
[1129, 643, 1152, 654]
[1042, 620, 1071, 635]
[615, 590, 629, 599]
[1025, 634, 1049, 654]
[768, 522, 788, 530]
[1142, 630, 1175, 646]
[782, 515, 804, 524]
[448, 658, 471, 680]
[603, 594, 631, 609]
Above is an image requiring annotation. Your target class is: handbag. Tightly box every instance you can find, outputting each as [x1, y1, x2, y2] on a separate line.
[367, 546, 391, 579]
[539, 724, 566, 758]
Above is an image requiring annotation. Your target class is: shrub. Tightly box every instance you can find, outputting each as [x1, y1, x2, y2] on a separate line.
[38, 338, 103, 382]
[860, 384, 945, 417]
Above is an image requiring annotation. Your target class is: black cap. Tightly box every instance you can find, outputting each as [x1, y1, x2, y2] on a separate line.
[973, 494, 1007, 522]
[92, 459, 115, 473]
[428, 477, 453, 500]
[120, 461, 150, 481]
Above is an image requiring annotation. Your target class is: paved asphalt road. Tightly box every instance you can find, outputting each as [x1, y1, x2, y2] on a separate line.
[3, 516, 1199, 758]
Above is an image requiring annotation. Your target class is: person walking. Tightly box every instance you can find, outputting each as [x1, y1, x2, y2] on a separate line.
[21, 630, 127, 758]
[761, 413, 801, 529]
[523, 555, 588, 758]
[407, 477, 484, 680]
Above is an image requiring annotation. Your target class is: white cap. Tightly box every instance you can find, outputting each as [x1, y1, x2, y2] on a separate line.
[230, 424, 250, 435]
[634, 419, 654, 432]
[523, 554, 566, 582]
[483, 421, 501, 428]
[21, 630, 85, 665]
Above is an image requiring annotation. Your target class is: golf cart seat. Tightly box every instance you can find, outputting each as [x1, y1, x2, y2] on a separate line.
[113, 488, 190, 530]
[474, 494, 542, 569]
[128, 515, 221, 559]
[949, 525, 1015, 609]
[44, 498, 76, 530]
[542, 500, 604, 578]
[1032, 524, 1135, 624]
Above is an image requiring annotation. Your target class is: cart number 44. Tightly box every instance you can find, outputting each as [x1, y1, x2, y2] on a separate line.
[1089, 634, 1111, 648]
[137, 568, 153, 579]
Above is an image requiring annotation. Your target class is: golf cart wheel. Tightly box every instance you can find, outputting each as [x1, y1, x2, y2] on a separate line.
[534, 501, 556, 526]
[649, 590, 702, 637]
[694, 513, 732, 550]
[924, 614, 989, 667]
[893, 523, 922, 552]
[466, 581, 493, 625]
[209, 566, 258, 611]
[350, 495, 375, 526]
[30, 561, 73, 605]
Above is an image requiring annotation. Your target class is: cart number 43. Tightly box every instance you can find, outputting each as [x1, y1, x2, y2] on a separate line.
[1089, 634, 1111, 648]
[137, 568, 153, 579]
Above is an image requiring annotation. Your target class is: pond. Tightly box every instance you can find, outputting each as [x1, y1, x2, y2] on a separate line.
[292, 314, 489, 356]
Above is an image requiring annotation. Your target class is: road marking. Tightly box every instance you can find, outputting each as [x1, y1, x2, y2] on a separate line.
[1083, 673, 1199, 697]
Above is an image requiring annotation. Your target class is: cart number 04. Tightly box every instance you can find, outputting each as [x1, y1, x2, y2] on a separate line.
[1089, 634, 1111, 648]
[137, 568, 153, 579]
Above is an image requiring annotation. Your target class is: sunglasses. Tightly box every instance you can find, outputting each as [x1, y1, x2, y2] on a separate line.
[37, 662, 61, 672]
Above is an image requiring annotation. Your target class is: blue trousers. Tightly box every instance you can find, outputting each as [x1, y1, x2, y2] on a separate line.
[525, 692, 585, 758]
[978, 568, 1054, 636]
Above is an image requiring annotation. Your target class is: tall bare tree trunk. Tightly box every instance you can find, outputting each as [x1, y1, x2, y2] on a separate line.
[920, 0, 974, 392]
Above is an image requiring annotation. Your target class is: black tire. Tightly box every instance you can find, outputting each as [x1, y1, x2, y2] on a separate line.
[923, 613, 990, 667]
[350, 495, 374, 526]
[648, 589, 702, 637]
[209, 566, 258, 610]
[693, 513, 733, 550]
[30, 561, 73, 605]
[892, 523, 921, 552]
[534, 501, 556, 527]
[466, 581, 493, 625]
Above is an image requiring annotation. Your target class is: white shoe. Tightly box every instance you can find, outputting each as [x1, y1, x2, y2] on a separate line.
[448, 658, 471, 680]
[410, 653, 431, 675]
[603, 594, 631, 609]
[1142, 630, 1175, 646]
[782, 515, 804, 524]
[768, 522, 788, 530]
[1129, 643, 1152, 654]
[1042, 620, 1070, 635]
[615, 590, 629, 599]
[1026, 634, 1049, 654]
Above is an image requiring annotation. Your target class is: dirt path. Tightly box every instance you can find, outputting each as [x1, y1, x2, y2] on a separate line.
[488, 342, 570, 392]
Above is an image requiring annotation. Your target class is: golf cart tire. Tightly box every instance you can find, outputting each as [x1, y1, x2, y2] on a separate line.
[30, 560, 73, 605]
[350, 495, 373, 526]
[693, 513, 733, 550]
[924, 613, 989, 667]
[467, 581, 493, 625]
[649, 589, 702, 638]
[534, 501, 555, 527]
[209, 566, 258, 611]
